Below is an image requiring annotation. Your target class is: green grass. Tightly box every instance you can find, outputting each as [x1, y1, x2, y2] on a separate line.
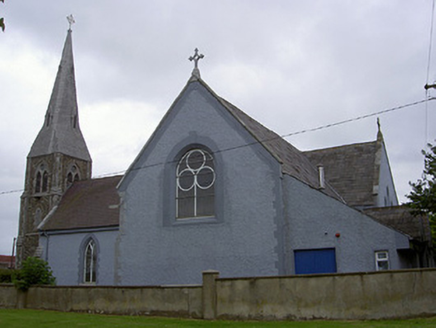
[1, 309, 436, 327]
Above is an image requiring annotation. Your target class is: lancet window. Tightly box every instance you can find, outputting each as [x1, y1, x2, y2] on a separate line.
[83, 239, 97, 283]
[35, 163, 49, 193]
[66, 165, 80, 188]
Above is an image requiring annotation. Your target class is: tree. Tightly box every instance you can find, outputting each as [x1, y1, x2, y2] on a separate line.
[13, 257, 56, 291]
[407, 143, 436, 249]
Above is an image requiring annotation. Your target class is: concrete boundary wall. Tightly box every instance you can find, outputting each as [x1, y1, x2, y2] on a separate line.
[1, 269, 436, 320]
[215, 269, 436, 320]
[0, 285, 203, 318]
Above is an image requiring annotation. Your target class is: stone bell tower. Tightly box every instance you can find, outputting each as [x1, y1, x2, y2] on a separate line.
[16, 23, 92, 266]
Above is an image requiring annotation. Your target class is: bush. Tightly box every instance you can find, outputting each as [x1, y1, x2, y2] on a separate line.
[0, 268, 20, 283]
[13, 257, 56, 291]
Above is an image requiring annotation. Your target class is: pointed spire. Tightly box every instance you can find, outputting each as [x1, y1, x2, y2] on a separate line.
[28, 27, 91, 161]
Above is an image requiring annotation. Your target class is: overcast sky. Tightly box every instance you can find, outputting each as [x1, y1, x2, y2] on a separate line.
[0, 1, 435, 256]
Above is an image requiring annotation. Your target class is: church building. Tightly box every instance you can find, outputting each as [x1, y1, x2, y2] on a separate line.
[16, 27, 433, 286]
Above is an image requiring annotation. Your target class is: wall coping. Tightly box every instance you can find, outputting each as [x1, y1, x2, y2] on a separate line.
[216, 267, 436, 282]
[0, 283, 202, 289]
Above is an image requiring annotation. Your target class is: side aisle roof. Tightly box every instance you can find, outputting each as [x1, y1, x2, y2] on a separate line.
[39, 175, 122, 232]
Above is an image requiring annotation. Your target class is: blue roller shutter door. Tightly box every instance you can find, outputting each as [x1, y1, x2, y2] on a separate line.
[294, 248, 337, 274]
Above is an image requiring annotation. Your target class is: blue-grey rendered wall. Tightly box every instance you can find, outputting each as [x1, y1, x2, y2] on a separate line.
[282, 175, 409, 274]
[40, 229, 118, 285]
[375, 142, 398, 207]
[115, 81, 284, 286]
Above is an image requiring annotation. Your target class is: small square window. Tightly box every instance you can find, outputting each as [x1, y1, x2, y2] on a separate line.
[375, 251, 389, 271]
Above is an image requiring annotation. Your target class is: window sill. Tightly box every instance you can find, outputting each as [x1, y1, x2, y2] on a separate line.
[172, 216, 219, 226]
[80, 282, 96, 286]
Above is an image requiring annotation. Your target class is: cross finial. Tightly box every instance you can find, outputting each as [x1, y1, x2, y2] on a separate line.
[189, 48, 204, 79]
[67, 14, 75, 30]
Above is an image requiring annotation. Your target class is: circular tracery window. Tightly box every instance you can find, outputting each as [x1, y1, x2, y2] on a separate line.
[177, 149, 215, 191]
[176, 148, 215, 218]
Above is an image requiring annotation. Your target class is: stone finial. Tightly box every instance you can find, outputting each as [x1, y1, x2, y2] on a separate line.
[189, 48, 204, 79]
[376, 117, 384, 142]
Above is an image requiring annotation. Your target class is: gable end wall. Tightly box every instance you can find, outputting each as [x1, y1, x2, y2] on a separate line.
[116, 81, 285, 285]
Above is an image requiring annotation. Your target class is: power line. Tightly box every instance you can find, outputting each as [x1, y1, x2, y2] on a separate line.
[100, 97, 436, 177]
[2, 97, 435, 195]
[281, 98, 434, 138]
[0, 189, 24, 195]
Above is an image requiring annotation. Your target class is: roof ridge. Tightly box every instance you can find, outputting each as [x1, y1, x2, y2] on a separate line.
[304, 140, 377, 154]
[89, 175, 123, 181]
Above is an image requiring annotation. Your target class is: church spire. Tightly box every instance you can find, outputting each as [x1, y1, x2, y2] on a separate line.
[28, 26, 91, 161]
[17, 21, 92, 266]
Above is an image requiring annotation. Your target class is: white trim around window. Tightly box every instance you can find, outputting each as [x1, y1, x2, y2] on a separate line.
[375, 250, 389, 271]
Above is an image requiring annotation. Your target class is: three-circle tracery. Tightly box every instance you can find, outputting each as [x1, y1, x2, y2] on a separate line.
[176, 148, 215, 218]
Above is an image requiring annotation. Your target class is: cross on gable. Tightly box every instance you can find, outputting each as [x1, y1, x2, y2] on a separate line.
[189, 48, 204, 69]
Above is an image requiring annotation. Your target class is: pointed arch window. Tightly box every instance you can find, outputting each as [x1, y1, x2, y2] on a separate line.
[35, 163, 49, 193]
[176, 148, 215, 219]
[66, 165, 80, 188]
[42, 171, 48, 192]
[83, 239, 97, 283]
[35, 171, 42, 193]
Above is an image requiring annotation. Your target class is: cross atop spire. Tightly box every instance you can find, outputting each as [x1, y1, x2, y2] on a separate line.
[67, 14, 75, 30]
[189, 48, 204, 80]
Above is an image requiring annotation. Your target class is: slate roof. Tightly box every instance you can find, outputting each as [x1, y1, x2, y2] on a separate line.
[363, 206, 432, 243]
[29, 29, 91, 161]
[201, 80, 344, 202]
[39, 175, 121, 231]
[303, 141, 378, 208]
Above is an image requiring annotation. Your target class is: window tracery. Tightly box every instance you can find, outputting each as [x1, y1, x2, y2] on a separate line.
[176, 148, 215, 219]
